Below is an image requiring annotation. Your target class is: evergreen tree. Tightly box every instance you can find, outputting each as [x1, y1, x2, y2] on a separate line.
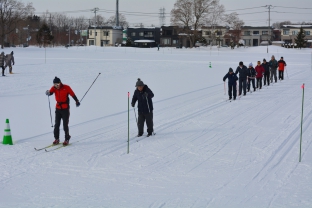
[295, 27, 307, 49]
[126, 37, 132, 47]
[36, 23, 54, 47]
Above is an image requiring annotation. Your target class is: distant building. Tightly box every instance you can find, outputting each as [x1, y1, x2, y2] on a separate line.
[280, 25, 312, 45]
[127, 27, 160, 47]
[87, 26, 123, 46]
[240, 26, 273, 46]
[202, 26, 229, 46]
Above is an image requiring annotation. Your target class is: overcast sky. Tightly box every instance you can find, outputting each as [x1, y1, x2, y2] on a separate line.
[24, 0, 312, 26]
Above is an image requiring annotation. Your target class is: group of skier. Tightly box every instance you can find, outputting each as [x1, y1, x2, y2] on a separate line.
[223, 55, 287, 100]
[45, 77, 154, 145]
[0, 51, 15, 76]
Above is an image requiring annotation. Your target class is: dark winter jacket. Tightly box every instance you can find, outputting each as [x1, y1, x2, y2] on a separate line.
[235, 65, 249, 79]
[248, 67, 256, 78]
[278, 60, 287, 71]
[0, 52, 4, 66]
[262, 62, 270, 74]
[5, 53, 14, 66]
[132, 85, 154, 114]
[255, 65, 265, 78]
[223, 73, 238, 86]
[269, 59, 278, 69]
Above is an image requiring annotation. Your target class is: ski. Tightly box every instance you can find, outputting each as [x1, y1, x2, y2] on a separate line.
[34, 143, 61, 151]
[45, 143, 71, 152]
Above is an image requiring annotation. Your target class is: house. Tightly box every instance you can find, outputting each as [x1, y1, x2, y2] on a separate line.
[87, 26, 123, 46]
[202, 26, 229, 46]
[280, 25, 312, 45]
[126, 27, 160, 47]
[240, 26, 273, 46]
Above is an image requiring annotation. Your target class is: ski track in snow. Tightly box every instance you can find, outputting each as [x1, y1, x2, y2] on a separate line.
[0, 46, 312, 207]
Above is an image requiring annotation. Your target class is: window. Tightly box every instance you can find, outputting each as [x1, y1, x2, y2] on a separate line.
[216, 31, 222, 35]
[162, 38, 170, 45]
[244, 31, 251, 36]
[95, 32, 97, 36]
[139, 32, 144, 36]
[283, 30, 289, 35]
[173, 40, 178, 44]
[89, 30, 92, 35]
[103, 31, 109, 36]
[262, 31, 268, 35]
[205, 31, 211, 36]
[144, 31, 153, 37]
[89, 40, 94, 45]
[131, 32, 136, 36]
[305, 31, 310, 35]
[253, 31, 259, 35]
[292, 31, 298, 35]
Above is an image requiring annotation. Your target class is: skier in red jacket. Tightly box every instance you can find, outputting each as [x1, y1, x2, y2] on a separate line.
[46, 77, 80, 145]
[255, 61, 265, 89]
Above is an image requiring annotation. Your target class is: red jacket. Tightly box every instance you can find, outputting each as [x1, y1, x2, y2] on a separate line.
[255, 65, 265, 78]
[278, 60, 287, 71]
[49, 84, 77, 109]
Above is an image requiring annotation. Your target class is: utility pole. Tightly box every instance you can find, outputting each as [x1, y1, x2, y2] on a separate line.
[265, 5, 273, 53]
[68, 26, 70, 46]
[116, 0, 119, 27]
[91, 7, 99, 46]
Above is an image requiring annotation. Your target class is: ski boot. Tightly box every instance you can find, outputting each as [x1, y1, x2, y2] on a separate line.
[53, 139, 60, 145]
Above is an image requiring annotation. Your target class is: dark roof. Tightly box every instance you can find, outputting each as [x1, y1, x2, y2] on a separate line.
[88, 26, 123, 30]
[242, 26, 273, 29]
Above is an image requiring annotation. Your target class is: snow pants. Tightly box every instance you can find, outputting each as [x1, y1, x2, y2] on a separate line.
[54, 108, 71, 140]
[238, 77, 247, 96]
[270, 68, 277, 82]
[247, 78, 256, 91]
[263, 72, 270, 86]
[138, 111, 153, 135]
[228, 84, 237, 99]
[256, 78, 262, 89]
[278, 70, 284, 80]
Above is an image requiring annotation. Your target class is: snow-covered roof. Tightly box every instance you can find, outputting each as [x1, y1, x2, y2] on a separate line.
[284, 25, 312, 27]
[308, 40, 312, 42]
[134, 40, 155, 43]
[272, 41, 285, 44]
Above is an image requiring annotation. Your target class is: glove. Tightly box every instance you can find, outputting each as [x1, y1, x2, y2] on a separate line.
[131, 103, 135, 108]
[76, 101, 80, 107]
[45, 90, 51, 96]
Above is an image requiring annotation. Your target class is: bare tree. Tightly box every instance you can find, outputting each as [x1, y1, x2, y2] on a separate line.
[90, 14, 106, 26]
[0, 0, 35, 48]
[223, 12, 244, 45]
[272, 21, 291, 29]
[171, 0, 218, 47]
[106, 13, 129, 28]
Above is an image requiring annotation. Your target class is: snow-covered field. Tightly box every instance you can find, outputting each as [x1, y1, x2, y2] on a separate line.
[0, 45, 312, 208]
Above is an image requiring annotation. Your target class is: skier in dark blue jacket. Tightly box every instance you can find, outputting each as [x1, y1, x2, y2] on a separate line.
[223, 68, 238, 100]
[131, 78, 154, 137]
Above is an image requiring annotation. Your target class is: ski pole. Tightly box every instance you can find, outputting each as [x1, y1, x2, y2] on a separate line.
[133, 107, 138, 127]
[285, 67, 289, 79]
[224, 82, 226, 95]
[48, 95, 53, 127]
[80, 73, 101, 103]
[145, 94, 155, 135]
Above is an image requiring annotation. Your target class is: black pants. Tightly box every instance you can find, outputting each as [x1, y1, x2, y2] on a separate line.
[54, 108, 71, 140]
[278, 70, 284, 80]
[247, 78, 255, 91]
[138, 112, 153, 135]
[238, 77, 247, 96]
[228, 84, 237, 99]
[256, 78, 262, 89]
[263, 73, 270, 85]
[1, 65, 4, 75]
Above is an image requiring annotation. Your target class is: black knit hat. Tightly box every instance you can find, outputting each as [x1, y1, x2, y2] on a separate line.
[229, 68, 233, 72]
[53, 76, 61, 83]
[239, 61, 243, 66]
[135, 78, 144, 87]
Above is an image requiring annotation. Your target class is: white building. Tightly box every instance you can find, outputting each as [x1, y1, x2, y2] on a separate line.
[87, 26, 123, 46]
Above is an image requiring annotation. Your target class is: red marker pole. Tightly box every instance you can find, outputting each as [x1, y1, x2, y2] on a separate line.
[299, 83, 305, 162]
[128, 92, 130, 154]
